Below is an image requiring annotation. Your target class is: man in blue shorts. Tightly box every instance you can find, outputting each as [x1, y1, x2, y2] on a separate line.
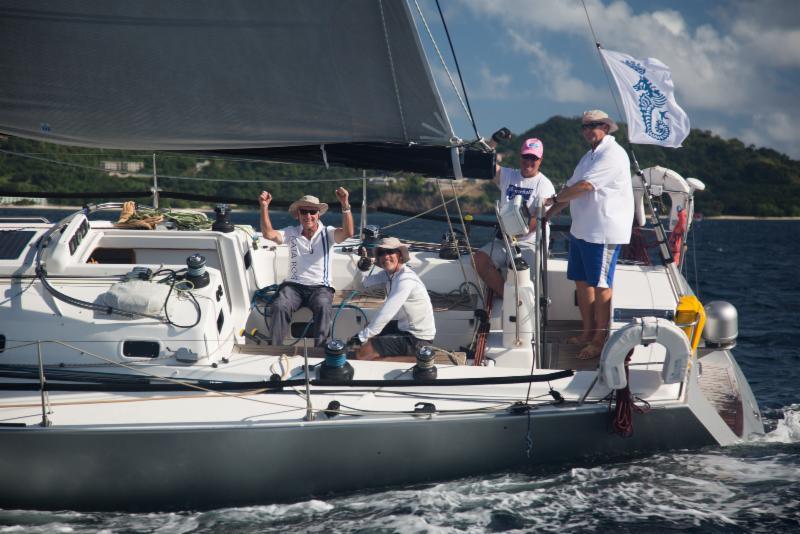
[545, 110, 633, 359]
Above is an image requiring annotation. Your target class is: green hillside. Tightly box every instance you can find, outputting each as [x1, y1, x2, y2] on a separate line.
[2, 115, 799, 216]
[498, 116, 800, 216]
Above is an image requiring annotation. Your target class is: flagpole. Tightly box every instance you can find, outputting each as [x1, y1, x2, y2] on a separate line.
[581, 0, 687, 298]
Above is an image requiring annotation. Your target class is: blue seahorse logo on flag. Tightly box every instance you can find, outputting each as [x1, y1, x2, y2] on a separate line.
[622, 59, 670, 141]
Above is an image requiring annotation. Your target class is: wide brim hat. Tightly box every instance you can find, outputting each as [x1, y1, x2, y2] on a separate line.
[288, 195, 328, 218]
[375, 236, 410, 263]
[582, 109, 618, 133]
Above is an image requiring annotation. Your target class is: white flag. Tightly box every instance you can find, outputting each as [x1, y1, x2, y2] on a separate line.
[599, 48, 690, 148]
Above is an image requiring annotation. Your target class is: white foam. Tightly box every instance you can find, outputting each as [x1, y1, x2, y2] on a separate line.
[757, 404, 800, 443]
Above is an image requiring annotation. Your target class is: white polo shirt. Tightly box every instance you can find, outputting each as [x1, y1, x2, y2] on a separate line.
[566, 135, 634, 244]
[357, 265, 436, 342]
[498, 167, 556, 244]
[278, 224, 337, 286]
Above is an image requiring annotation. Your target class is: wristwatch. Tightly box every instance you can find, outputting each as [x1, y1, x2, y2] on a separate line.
[341, 204, 351, 213]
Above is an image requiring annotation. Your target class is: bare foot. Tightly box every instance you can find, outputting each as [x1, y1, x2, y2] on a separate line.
[577, 343, 603, 360]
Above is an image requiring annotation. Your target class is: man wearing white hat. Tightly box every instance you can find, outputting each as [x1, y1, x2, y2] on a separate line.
[259, 187, 354, 346]
[474, 130, 556, 297]
[545, 110, 633, 359]
[353, 237, 435, 362]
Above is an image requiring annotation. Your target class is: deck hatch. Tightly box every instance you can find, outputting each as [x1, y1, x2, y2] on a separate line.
[0, 230, 36, 260]
[122, 341, 159, 358]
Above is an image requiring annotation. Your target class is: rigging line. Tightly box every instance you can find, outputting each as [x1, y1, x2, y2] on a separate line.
[46, 340, 308, 411]
[378, 0, 409, 142]
[580, 0, 627, 132]
[412, 0, 472, 127]
[449, 181, 485, 297]
[380, 197, 457, 229]
[434, 0, 481, 140]
[0, 148, 365, 183]
[437, 180, 471, 290]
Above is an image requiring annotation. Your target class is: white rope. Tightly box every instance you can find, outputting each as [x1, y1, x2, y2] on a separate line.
[378, 0, 409, 141]
[412, 0, 472, 124]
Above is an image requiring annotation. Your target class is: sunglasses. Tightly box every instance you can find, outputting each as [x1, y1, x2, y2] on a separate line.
[581, 122, 605, 130]
[299, 209, 319, 215]
[376, 248, 399, 257]
[520, 154, 540, 162]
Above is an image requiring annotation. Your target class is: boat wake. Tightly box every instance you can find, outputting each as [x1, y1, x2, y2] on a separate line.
[757, 404, 800, 443]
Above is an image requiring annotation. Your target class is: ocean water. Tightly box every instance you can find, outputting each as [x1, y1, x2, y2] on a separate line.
[1, 209, 799, 533]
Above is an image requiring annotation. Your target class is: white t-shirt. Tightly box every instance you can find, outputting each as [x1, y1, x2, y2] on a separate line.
[357, 265, 436, 342]
[278, 224, 337, 286]
[566, 135, 634, 244]
[498, 167, 556, 244]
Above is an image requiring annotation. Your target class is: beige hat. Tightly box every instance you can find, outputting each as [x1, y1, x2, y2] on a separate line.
[582, 109, 618, 133]
[288, 195, 328, 218]
[375, 236, 410, 263]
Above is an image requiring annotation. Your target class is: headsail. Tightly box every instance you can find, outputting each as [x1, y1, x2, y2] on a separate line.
[0, 0, 493, 178]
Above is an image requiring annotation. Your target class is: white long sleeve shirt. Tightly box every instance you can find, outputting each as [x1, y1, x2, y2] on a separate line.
[357, 265, 435, 342]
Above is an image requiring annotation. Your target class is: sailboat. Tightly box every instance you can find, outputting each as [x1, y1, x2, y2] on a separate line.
[0, 1, 762, 511]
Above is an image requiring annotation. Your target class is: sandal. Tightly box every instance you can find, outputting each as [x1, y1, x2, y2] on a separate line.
[577, 343, 603, 360]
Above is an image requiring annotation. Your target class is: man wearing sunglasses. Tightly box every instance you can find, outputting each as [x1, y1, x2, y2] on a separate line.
[545, 110, 633, 359]
[474, 131, 556, 297]
[258, 188, 354, 346]
[352, 237, 435, 362]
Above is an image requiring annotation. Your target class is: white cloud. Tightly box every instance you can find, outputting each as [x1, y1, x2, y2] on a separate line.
[457, 0, 800, 158]
[473, 64, 513, 99]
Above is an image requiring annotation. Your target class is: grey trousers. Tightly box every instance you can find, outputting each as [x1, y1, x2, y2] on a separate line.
[269, 282, 334, 347]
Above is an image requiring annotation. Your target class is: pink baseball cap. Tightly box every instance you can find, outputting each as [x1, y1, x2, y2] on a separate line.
[520, 138, 543, 159]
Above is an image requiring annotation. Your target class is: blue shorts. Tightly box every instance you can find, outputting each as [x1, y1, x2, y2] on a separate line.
[567, 235, 621, 288]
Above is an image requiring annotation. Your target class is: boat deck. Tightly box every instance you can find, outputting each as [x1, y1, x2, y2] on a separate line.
[541, 320, 603, 372]
[234, 343, 467, 365]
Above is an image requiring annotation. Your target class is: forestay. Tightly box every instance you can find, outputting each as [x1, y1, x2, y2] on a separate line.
[0, 1, 492, 176]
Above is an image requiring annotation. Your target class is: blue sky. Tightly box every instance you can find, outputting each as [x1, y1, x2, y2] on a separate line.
[414, 0, 800, 158]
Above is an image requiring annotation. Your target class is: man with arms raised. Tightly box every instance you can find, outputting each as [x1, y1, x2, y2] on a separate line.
[259, 188, 354, 346]
[545, 110, 633, 359]
[474, 130, 556, 297]
[352, 237, 435, 363]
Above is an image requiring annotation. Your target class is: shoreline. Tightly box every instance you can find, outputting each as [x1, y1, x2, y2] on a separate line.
[3, 204, 800, 221]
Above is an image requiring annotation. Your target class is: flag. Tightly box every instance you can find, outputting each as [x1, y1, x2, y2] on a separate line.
[599, 48, 690, 148]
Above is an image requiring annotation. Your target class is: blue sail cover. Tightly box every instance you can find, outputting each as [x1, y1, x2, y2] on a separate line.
[0, 0, 494, 179]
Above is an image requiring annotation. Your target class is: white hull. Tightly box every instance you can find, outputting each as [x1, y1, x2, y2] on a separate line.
[0, 208, 763, 511]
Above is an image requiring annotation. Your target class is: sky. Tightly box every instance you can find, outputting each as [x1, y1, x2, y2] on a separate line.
[415, 0, 800, 159]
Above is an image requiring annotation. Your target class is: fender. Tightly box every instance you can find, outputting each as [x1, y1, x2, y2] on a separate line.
[598, 317, 691, 390]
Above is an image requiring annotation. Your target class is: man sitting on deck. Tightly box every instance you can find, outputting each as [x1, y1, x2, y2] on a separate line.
[474, 129, 556, 297]
[352, 237, 435, 362]
[259, 188, 354, 346]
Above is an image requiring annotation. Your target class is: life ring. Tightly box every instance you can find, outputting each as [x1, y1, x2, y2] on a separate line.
[598, 317, 691, 390]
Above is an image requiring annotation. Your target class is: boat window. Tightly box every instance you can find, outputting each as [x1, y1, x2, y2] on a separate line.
[217, 310, 225, 333]
[122, 341, 160, 358]
[0, 334, 5, 353]
[0, 230, 36, 260]
[88, 248, 136, 264]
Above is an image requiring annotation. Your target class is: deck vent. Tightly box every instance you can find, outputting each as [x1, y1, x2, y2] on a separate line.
[122, 341, 159, 358]
[0, 230, 36, 260]
[217, 310, 225, 333]
[244, 250, 252, 270]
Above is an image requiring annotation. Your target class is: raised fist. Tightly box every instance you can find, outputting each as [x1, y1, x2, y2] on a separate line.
[335, 187, 349, 203]
[258, 191, 272, 208]
[491, 127, 512, 143]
